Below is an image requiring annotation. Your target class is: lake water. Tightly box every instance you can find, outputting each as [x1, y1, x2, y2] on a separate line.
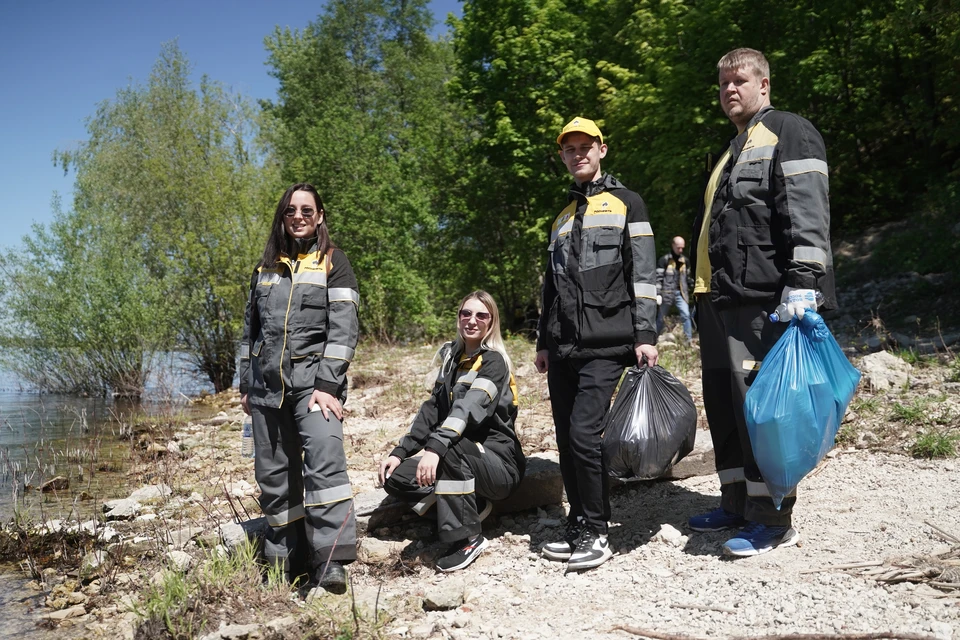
[0, 354, 217, 638]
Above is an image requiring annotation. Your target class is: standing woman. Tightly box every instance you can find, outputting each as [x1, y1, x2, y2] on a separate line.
[239, 183, 359, 593]
[379, 291, 525, 572]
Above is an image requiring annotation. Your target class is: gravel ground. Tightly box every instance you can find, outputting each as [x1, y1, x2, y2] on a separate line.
[348, 444, 960, 640]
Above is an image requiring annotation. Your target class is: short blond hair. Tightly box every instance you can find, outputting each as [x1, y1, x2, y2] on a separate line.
[717, 48, 769, 81]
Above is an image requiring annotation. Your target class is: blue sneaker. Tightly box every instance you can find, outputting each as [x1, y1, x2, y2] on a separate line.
[688, 508, 747, 532]
[722, 522, 800, 557]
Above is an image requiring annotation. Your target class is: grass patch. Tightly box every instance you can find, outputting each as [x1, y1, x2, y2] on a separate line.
[910, 429, 960, 459]
[850, 396, 880, 415]
[835, 423, 859, 446]
[890, 400, 929, 426]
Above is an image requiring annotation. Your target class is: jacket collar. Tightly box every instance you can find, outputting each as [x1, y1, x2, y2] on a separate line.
[569, 172, 621, 200]
[730, 105, 775, 156]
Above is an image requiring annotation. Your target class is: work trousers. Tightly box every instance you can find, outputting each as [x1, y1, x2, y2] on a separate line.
[252, 388, 357, 578]
[548, 356, 628, 534]
[697, 295, 795, 525]
[384, 439, 520, 543]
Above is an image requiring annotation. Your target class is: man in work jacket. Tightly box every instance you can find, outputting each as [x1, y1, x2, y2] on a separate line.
[687, 48, 836, 557]
[534, 117, 659, 572]
[656, 235, 694, 342]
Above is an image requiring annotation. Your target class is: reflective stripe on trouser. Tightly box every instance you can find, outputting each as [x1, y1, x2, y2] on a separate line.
[383, 439, 520, 543]
[252, 388, 357, 572]
[547, 356, 629, 534]
[698, 295, 795, 525]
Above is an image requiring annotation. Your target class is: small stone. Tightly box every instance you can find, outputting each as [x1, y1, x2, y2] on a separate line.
[423, 581, 464, 611]
[166, 550, 194, 572]
[128, 484, 172, 501]
[40, 476, 70, 492]
[42, 604, 86, 620]
[410, 623, 435, 637]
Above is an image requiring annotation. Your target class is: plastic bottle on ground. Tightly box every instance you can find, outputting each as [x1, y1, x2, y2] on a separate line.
[241, 415, 255, 458]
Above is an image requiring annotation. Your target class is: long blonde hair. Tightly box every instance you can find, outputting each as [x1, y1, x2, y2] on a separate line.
[438, 291, 513, 377]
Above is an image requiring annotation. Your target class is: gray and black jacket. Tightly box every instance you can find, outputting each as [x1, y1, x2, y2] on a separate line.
[690, 106, 836, 309]
[537, 173, 658, 361]
[389, 344, 525, 478]
[238, 244, 360, 408]
[656, 252, 690, 306]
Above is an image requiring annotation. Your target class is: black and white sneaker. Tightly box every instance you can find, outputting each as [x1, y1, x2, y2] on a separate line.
[435, 534, 489, 572]
[566, 527, 612, 571]
[541, 517, 585, 561]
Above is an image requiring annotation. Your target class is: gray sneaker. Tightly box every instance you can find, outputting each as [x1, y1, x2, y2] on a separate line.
[566, 527, 612, 571]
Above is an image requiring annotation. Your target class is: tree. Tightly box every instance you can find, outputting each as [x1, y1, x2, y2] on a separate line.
[263, 0, 466, 340]
[54, 42, 277, 392]
[0, 43, 277, 395]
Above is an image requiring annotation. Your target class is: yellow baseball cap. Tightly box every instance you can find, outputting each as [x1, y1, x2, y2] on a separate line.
[557, 117, 604, 145]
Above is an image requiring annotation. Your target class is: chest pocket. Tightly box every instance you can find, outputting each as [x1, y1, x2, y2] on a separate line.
[732, 159, 770, 202]
[580, 228, 622, 271]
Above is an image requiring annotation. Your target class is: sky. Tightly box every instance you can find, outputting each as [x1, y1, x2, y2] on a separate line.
[0, 0, 461, 250]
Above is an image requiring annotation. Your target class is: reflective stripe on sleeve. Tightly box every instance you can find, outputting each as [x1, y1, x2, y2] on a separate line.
[435, 478, 476, 495]
[457, 370, 479, 386]
[781, 158, 828, 177]
[793, 246, 827, 265]
[550, 219, 574, 244]
[582, 213, 626, 229]
[304, 484, 353, 506]
[323, 344, 355, 361]
[328, 288, 360, 305]
[718, 468, 746, 485]
[470, 377, 499, 400]
[633, 282, 658, 299]
[412, 493, 437, 515]
[440, 416, 465, 435]
[240, 344, 249, 360]
[628, 221, 653, 237]
[265, 503, 305, 527]
[293, 271, 327, 286]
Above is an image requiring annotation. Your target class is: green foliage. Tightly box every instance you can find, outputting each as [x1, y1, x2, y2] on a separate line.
[0, 198, 170, 396]
[263, 0, 462, 340]
[12, 42, 278, 394]
[910, 429, 959, 459]
[891, 399, 928, 425]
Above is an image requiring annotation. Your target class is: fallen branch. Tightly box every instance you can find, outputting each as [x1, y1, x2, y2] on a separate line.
[670, 603, 736, 614]
[610, 625, 941, 640]
[924, 521, 960, 544]
[800, 561, 884, 574]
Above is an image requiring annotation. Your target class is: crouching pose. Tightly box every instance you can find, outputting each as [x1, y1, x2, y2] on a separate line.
[379, 291, 525, 572]
[239, 183, 359, 594]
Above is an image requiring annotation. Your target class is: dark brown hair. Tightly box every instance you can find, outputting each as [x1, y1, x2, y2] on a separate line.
[260, 183, 334, 266]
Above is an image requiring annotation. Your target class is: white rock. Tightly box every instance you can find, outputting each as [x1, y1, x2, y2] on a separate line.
[128, 484, 172, 501]
[166, 550, 194, 572]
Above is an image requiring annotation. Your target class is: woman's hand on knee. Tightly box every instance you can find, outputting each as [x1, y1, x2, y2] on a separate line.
[309, 389, 342, 420]
[416, 451, 440, 487]
[379, 455, 401, 487]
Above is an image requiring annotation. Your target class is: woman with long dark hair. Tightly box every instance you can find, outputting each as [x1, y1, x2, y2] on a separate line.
[239, 183, 359, 593]
[379, 291, 525, 572]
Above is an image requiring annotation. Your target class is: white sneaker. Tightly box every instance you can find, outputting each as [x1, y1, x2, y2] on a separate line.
[566, 527, 612, 571]
[541, 517, 584, 561]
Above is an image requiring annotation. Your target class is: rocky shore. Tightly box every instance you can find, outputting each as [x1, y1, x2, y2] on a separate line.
[3, 333, 959, 639]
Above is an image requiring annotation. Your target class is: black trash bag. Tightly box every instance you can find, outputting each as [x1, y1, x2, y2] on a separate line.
[602, 365, 697, 479]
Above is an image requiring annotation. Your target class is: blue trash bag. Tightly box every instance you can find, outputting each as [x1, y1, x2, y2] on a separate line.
[744, 311, 861, 508]
[602, 365, 698, 479]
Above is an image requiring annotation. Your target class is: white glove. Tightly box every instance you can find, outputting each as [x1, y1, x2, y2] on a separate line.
[656, 295, 663, 306]
[780, 287, 817, 320]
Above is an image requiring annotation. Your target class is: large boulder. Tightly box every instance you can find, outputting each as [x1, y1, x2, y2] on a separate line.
[859, 350, 912, 391]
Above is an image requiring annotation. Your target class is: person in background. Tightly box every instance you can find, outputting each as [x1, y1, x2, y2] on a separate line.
[535, 117, 659, 571]
[656, 235, 694, 343]
[687, 48, 836, 556]
[239, 183, 360, 593]
[379, 291, 525, 572]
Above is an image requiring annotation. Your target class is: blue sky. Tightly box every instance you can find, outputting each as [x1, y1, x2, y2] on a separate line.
[0, 0, 461, 250]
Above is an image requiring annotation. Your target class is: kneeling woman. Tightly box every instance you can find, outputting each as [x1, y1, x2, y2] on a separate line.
[239, 183, 359, 593]
[378, 291, 525, 572]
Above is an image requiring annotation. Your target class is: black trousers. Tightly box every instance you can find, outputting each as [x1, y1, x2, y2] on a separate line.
[384, 439, 520, 543]
[698, 295, 795, 526]
[548, 356, 628, 534]
[252, 388, 357, 577]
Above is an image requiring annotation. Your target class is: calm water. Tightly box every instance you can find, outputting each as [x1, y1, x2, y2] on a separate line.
[0, 354, 217, 638]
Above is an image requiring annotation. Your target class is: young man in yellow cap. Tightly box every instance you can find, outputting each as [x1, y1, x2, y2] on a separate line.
[534, 117, 659, 571]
